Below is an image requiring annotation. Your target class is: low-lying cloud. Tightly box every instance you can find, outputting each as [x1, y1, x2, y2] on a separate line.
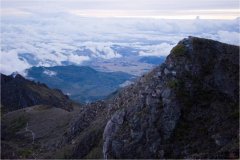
[1, 11, 239, 75]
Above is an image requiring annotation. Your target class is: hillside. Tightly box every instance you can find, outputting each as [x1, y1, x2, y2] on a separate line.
[1, 74, 74, 113]
[1, 105, 81, 159]
[1, 74, 81, 159]
[26, 65, 135, 103]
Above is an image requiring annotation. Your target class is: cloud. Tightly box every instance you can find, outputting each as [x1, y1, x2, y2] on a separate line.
[217, 30, 240, 45]
[68, 55, 90, 64]
[1, 8, 33, 16]
[2, 0, 239, 11]
[0, 11, 239, 75]
[83, 42, 122, 59]
[69, 9, 239, 19]
[43, 69, 57, 76]
[0, 50, 31, 75]
[138, 43, 175, 57]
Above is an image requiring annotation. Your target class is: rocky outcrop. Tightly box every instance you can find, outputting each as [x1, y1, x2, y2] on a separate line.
[102, 37, 239, 159]
[53, 101, 108, 159]
[1, 74, 74, 112]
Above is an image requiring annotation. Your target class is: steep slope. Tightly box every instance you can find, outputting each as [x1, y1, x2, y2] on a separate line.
[1, 105, 81, 159]
[1, 74, 74, 113]
[101, 37, 239, 159]
[26, 65, 135, 103]
[1, 74, 81, 159]
[55, 101, 108, 159]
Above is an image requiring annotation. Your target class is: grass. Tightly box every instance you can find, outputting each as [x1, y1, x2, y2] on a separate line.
[9, 115, 28, 134]
[18, 148, 33, 158]
[167, 79, 179, 89]
[171, 44, 186, 57]
[54, 145, 74, 159]
[84, 138, 103, 159]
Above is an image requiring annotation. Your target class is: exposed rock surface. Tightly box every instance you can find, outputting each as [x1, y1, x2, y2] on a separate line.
[102, 37, 239, 159]
[1, 74, 74, 112]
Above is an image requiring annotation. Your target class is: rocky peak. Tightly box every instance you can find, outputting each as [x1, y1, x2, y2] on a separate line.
[102, 37, 239, 159]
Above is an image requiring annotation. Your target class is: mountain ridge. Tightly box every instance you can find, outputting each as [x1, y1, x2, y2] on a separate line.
[1, 73, 74, 113]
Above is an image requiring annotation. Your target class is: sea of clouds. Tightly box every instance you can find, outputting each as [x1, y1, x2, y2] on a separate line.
[1, 9, 239, 75]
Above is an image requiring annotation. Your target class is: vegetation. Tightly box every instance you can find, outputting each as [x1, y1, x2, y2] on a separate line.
[9, 115, 28, 134]
[84, 139, 103, 159]
[167, 79, 179, 89]
[171, 44, 186, 57]
[18, 148, 33, 158]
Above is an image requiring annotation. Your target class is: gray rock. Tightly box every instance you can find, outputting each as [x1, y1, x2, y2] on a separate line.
[164, 68, 170, 75]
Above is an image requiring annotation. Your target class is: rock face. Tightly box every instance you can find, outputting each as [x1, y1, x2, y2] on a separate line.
[102, 37, 239, 159]
[1, 74, 74, 112]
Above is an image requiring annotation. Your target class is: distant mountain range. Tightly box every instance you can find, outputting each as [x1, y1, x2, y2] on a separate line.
[26, 65, 135, 103]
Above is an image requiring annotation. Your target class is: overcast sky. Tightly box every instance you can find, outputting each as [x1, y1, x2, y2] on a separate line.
[2, 0, 240, 19]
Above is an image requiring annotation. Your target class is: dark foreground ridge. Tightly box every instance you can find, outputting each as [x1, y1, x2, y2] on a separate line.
[1, 73, 74, 112]
[1, 36, 239, 159]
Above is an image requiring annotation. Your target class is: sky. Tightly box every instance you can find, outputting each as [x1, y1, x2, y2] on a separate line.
[1, 0, 240, 19]
[0, 0, 240, 75]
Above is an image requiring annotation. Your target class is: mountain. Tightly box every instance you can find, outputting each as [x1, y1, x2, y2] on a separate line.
[1, 74, 74, 113]
[102, 36, 239, 159]
[65, 36, 239, 159]
[26, 65, 135, 103]
[1, 37, 239, 159]
[1, 73, 81, 159]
